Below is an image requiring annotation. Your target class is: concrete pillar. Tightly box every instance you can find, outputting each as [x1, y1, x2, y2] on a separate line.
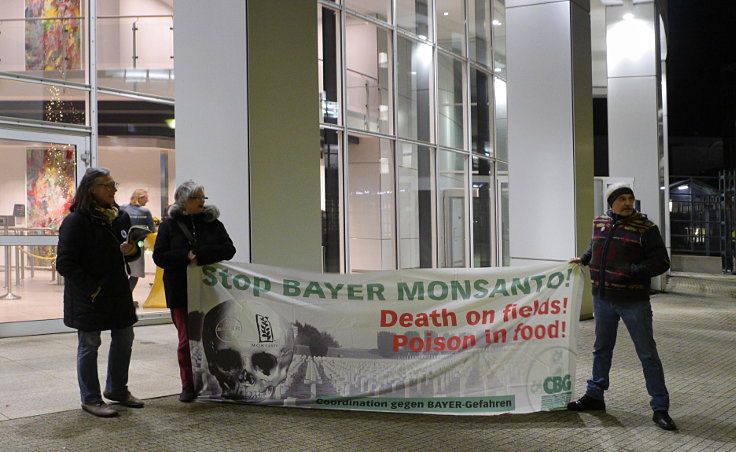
[506, 0, 594, 317]
[605, 1, 668, 289]
[173, 0, 322, 271]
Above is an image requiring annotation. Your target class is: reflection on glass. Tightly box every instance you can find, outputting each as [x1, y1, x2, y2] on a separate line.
[318, 7, 341, 125]
[471, 68, 492, 156]
[473, 157, 493, 267]
[0, 138, 76, 236]
[493, 0, 507, 79]
[469, 0, 492, 67]
[0, 78, 86, 124]
[438, 53, 464, 149]
[97, 94, 175, 220]
[397, 0, 431, 39]
[438, 149, 467, 268]
[345, 16, 392, 134]
[0, 0, 86, 84]
[494, 77, 508, 160]
[498, 161, 509, 266]
[96, 14, 174, 98]
[321, 129, 341, 272]
[397, 142, 434, 268]
[345, 0, 391, 22]
[348, 134, 395, 271]
[436, 0, 465, 55]
[397, 36, 432, 142]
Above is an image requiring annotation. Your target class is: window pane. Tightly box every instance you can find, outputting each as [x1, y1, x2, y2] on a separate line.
[493, 0, 507, 79]
[436, 0, 465, 56]
[318, 7, 341, 125]
[96, 2, 174, 98]
[345, 0, 391, 23]
[97, 94, 175, 222]
[437, 53, 464, 149]
[468, 0, 492, 67]
[498, 161, 510, 266]
[397, 36, 433, 142]
[345, 16, 392, 134]
[0, 78, 86, 125]
[0, 0, 86, 84]
[438, 149, 467, 268]
[348, 134, 395, 271]
[494, 77, 508, 160]
[397, 0, 432, 40]
[321, 129, 342, 272]
[471, 68, 493, 156]
[472, 156, 493, 267]
[397, 142, 434, 268]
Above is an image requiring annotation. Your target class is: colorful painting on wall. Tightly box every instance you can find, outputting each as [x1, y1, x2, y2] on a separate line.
[25, 0, 82, 71]
[26, 147, 76, 230]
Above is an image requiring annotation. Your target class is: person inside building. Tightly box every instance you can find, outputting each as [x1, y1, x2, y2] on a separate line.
[56, 167, 145, 418]
[567, 183, 676, 431]
[120, 189, 156, 303]
[153, 180, 236, 403]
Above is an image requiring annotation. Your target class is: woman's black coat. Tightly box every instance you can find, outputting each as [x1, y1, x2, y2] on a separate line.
[153, 205, 236, 309]
[56, 210, 139, 331]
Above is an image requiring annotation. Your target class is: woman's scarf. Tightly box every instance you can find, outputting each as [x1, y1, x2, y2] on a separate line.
[91, 204, 119, 225]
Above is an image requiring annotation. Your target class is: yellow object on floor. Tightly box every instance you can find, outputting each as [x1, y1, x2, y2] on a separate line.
[143, 233, 167, 308]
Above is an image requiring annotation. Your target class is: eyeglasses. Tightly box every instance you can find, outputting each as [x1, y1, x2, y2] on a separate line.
[96, 182, 119, 190]
[188, 196, 208, 200]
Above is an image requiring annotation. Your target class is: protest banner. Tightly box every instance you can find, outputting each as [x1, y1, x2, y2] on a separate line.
[186, 261, 584, 415]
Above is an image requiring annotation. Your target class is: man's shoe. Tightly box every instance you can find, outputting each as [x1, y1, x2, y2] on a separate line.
[103, 390, 145, 408]
[81, 402, 118, 418]
[179, 387, 197, 403]
[567, 394, 606, 411]
[653, 410, 677, 430]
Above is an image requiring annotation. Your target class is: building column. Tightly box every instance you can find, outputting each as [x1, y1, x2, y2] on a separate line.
[174, 0, 322, 271]
[506, 0, 594, 317]
[605, 1, 668, 288]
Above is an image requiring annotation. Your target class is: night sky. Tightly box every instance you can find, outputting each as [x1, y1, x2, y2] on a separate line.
[666, 0, 736, 138]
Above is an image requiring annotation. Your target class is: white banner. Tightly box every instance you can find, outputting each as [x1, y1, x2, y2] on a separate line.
[187, 262, 584, 415]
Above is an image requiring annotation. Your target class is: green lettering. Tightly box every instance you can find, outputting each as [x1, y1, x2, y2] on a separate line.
[347, 284, 363, 300]
[489, 279, 509, 297]
[547, 272, 564, 289]
[428, 281, 448, 301]
[283, 279, 301, 296]
[510, 277, 530, 295]
[451, 280, 471, 300]
[303, 282, 326, 298]
[218, 269, 232, 289]
[366, 283, 385, 300]
[530, 275, 546, 292]
[398, 282, 425, 300]
[202, 266, 218, 286]
[323, 282, 344, 299]
[473, 279, 490, 298]
[232, 274, 251, 290]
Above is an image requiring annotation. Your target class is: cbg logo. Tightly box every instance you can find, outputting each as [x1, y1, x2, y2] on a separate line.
[543, 374, 571, 394]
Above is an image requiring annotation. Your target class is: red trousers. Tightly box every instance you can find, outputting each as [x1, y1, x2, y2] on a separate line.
[170, 308, 194, 389]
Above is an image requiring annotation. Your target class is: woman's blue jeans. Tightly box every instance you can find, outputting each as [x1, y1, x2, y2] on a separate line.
[585, 296, 670, 412]
[77, 326, 134, 404]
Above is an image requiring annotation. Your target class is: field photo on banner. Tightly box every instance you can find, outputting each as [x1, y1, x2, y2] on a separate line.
[186, 262, 584, 416]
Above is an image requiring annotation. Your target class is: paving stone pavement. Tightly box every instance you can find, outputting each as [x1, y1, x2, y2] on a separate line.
[0, 275, 734, 451]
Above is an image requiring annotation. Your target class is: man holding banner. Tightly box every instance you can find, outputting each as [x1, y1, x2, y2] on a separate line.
[567, 183, 676, 431]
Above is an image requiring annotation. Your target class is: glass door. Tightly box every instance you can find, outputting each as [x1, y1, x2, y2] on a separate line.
[0, 128, 88, 336]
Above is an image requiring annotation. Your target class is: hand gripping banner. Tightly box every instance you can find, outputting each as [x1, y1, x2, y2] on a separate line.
[186, 262, 584, 415]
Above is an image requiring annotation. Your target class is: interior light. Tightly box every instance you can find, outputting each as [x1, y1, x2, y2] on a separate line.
[443, 11, 449, 16]
[492, 20, 502, 27]
[165, 118, 175, 129]
[678, 185, 689, 191]
[623, 12, 635, 20]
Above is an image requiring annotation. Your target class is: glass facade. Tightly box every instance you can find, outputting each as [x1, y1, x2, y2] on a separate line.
[0, 0, 175, 329]
[318, 0, 508, 272]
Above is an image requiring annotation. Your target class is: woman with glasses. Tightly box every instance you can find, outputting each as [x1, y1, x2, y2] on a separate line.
[120, 189, 156, 298]
[153, 180, 236, 403]
[56, 167, 145, 417]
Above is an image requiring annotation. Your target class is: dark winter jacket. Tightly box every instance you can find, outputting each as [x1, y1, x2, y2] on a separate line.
[153, 205, 236, 309]
[56, 210, 140, 331]
[580, 210, 670, 302]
